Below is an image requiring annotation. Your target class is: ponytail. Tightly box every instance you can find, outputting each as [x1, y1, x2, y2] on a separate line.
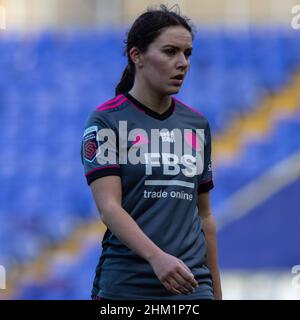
[115, 64, 135, 96]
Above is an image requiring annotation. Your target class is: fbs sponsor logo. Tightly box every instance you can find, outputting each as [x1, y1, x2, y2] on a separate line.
[144, 153, 203, 177]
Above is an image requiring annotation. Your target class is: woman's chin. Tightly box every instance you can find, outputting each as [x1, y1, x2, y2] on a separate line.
[164, 86, 181, 95]
[169, 88, 181, 95]
[156, 85, 181, 96]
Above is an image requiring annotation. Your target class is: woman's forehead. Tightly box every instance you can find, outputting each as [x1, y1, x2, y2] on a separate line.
[153, 26, 193, 48]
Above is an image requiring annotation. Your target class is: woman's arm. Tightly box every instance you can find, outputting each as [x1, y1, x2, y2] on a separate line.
[197, 191, 222, 300]
[90, 176, 198, 295]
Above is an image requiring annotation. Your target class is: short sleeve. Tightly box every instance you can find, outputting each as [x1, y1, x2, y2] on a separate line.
[80, 112, 121, 185]
[198, 122, 214, 193]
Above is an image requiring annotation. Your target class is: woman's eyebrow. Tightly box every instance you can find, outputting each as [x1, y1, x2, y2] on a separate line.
[162, 44, 193, 51]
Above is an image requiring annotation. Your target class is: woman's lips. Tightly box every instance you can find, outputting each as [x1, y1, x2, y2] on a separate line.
[170, 78, 183, 86]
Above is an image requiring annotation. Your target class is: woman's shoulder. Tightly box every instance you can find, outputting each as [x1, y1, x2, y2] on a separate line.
[86, 94, 129, 120]
[94, 94, 129, 113]
[173, 97, 208, 122]
[84, 94, 130, 128]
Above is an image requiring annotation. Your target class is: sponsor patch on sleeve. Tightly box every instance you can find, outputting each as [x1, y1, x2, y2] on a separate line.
[83, 126, 98, 162]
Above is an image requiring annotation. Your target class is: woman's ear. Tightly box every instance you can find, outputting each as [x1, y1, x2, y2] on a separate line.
[129, 47, 143, 68]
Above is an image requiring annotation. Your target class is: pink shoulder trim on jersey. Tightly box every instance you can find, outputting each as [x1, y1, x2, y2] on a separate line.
[96, 94, 124, 111]
[173, 97, 203, 116]
[98, 97, 127, 112]
[85, 165, 120, 176]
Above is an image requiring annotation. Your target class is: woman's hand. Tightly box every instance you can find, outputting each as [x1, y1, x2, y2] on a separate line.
[149, 251, 199, 295]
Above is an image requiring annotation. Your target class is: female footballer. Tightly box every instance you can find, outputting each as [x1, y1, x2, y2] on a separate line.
[81, 5, 222, 300]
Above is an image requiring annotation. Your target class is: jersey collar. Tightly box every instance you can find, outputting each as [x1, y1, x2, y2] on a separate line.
[124, 92, 175, 121]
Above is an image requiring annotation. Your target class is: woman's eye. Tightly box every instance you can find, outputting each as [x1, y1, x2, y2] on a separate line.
[165, 49, 176, 56]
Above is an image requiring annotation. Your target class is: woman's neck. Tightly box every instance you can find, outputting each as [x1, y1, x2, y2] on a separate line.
[128, 85, 172, 115]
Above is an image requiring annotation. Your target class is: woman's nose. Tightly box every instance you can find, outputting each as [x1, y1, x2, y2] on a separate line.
[177, 53, 189, 69]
